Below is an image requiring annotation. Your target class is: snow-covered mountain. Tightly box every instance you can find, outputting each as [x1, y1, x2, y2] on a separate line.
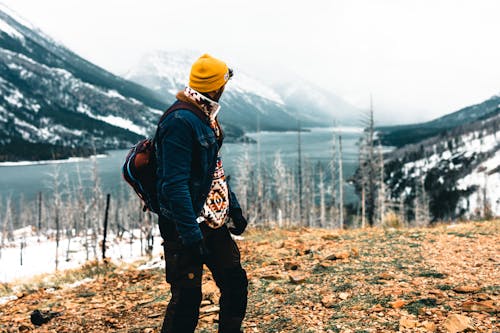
[125, 50, 358, 131]
[383, 107, 499, 220]
[0, 4, 177, 161]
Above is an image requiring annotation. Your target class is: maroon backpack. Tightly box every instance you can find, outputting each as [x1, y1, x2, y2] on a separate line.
[122, 101, 207, 213]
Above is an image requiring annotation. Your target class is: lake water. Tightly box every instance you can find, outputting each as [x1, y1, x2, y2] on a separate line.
[0, 127, 364, 205]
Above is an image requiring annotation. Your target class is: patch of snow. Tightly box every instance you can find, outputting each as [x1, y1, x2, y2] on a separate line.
[0, 154, 106, 167]
[137, 259, 165, 271]
[30, 103, 41, 113]
[64, 277, 94, 288]
[105, 89, 126, 100]
[0, 18, 24, 40]
[149, 108, 164, 115]
[4, 88, 23, 107]
[96, 115, 147, 136]
[229, 72, 284, 105]
[0, 227, 164, 283]
[456, 150, 500, 217]
[0, 295, 18, 305]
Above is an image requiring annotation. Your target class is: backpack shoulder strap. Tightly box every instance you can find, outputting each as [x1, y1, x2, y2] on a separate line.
[158, 100, 208, 126]
[153, 100, 208, 144]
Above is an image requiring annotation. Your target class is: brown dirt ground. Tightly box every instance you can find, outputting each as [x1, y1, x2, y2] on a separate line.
[0, 220, 499, 332]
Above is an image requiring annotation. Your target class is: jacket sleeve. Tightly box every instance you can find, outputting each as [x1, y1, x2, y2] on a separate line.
[157, 115, 202, 245]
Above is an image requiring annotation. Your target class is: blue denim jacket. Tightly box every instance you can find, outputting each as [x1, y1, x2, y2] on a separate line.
[155, 107, 240, 245]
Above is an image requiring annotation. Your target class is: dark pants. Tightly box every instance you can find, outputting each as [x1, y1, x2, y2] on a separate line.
[160, 223, 248, 333]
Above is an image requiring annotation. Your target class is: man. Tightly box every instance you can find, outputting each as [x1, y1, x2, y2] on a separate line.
[156, 54, 248, 333]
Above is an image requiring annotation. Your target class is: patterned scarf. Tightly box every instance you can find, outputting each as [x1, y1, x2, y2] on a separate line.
[183, 87, 222, 138]
[181, 87, 230, 229]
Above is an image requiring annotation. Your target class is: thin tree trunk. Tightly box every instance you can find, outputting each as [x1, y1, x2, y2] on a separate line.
[338, 135, 344, 229]
[102, 194, 110, 260]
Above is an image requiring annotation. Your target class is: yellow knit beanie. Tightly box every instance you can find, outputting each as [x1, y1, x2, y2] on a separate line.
[189, 54, 230, 93]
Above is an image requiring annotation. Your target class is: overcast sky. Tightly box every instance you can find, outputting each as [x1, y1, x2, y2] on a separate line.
[2, 0, 500, 124]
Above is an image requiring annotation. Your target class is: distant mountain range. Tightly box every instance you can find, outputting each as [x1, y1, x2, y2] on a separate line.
[124, 50, 359, 131]
[377, 93, 500, 147]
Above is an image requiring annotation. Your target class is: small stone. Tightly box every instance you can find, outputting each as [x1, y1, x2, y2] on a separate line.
[200, 305, 220, 314]
[370, 304, 384, 312]
[272, 286, 287, 294]
[321, 295, 337, 308]
[453, 285, 480, 294]
[18, 325, 32, 332]
[338, 292, 349, 300]
[321, 233, 341, 240]
[390, 299, 406, 309]
[288, 273, 307, 284]
[461, 300, 498, 313]
[443, 314, 472, 333]
[284, 261, 299, 271]
[260, 274, 283, 280]
[325, 252, 350, 260]
[351, 247, 359, 257]
[422, 321, 436, 332]
[378, 272, 394, 280]
[399, 317, 418, 329]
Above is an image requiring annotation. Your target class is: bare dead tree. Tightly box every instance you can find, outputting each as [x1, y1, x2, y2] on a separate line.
[376, 143, 386, 226]
[317, 162, 326, 228]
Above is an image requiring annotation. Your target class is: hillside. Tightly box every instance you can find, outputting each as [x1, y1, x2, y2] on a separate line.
[1, 221, 498, 332]
[383, 110, 499, 220]
[377, 94, 500, 148]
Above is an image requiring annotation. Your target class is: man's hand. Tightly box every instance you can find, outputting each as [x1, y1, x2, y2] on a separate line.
[229, 208, 247, 235]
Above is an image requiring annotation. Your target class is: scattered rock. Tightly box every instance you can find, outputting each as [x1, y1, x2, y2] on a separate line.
[453, 285, 480, 294]
[321, 233, 341, 240]
[288, 273, 307, 284]
[378, 272, 394, 280]
[200, 305, 220, 314]
[260, 274, 283, 281]
[399, 316, 418, 329]
[350, 247, 359, 257]
[325, 252, 350, 260]
[271, 286, 287, 294]
[338, 292, 349, 300]
[30, 310, 60, 326]
[18, 325, 32, 332]
[443, 314, 472, 333]
[146, 313, 162, 319]
[475, 293, 491, 301]
[203, 280, 220, 304]
[422, 321, 437, 332]
[390, 299, 406, 309]
[370, 304, 384, 312]
[321, 295, 337, 308]
[284, 261, 299, 271]
[461, 300, 498, 313]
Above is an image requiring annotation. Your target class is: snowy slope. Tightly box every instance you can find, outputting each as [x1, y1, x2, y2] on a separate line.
[0, 6, 173, 161]
[383, 110, 499, 219]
